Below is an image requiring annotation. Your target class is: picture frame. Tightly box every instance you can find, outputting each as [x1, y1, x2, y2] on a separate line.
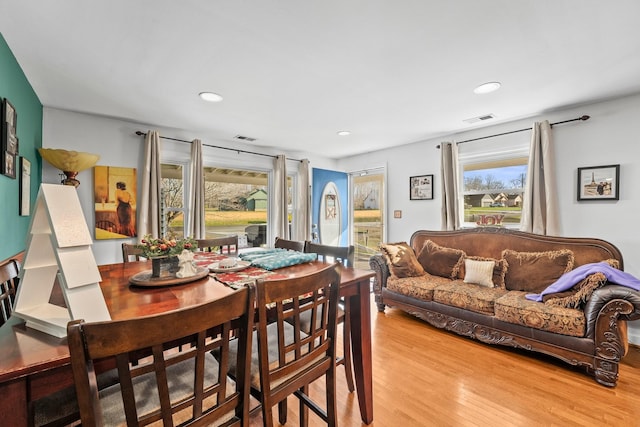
[577, 164, 620, 201]
[2, 151, 16, 179]
[20, 157, 31, 216]
[410, 174, 433, 200]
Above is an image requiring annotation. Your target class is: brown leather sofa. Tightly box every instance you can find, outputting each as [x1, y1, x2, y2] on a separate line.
[369, 228, 640, 387]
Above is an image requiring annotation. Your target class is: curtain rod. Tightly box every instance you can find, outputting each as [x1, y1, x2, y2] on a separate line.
[436, 115, 590, 148]
[134, 131, 302, 162]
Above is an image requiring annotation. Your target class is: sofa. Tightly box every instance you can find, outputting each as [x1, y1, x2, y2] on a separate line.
[369, 227, 640, 387]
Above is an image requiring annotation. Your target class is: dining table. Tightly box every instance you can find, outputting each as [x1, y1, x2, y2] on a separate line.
[0, 255, 375, 426]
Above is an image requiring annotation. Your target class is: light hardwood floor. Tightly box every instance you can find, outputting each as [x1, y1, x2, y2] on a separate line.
[251, 295, 640, 426]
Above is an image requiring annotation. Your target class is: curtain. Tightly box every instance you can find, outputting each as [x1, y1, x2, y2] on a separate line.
[292, 159, 311, 241]
[273, 154, 289, 240]
[521, 120, 559, 235]
[440, 142, 460, 230]
[138, 131, 162, 238]
[187, 139, 205, 239]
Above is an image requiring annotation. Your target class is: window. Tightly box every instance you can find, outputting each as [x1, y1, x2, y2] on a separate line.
[202, 167, 269, 247]
[160, 163, 187, 238]
[458, 137, 529, 228]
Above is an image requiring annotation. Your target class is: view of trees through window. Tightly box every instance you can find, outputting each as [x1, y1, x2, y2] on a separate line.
[161, 164, 292, 247]
[462, 161, 527, 227]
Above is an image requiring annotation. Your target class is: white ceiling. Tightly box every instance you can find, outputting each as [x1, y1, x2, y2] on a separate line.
[2, 1, 640, 159]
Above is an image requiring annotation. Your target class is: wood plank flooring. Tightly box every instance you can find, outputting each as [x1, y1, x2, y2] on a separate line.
[251, 294, 640, 426]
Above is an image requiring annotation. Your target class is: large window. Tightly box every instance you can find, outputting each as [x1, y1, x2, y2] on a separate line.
[458, 137, 529, 229]
[462, 159, 527, 228]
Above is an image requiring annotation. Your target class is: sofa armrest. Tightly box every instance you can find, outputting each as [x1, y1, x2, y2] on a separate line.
[369, 254, 390, 312]
[584, 285, 640, 360]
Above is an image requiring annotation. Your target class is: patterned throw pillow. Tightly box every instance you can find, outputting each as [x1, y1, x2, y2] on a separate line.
[380, 242, 425, 278]
[502, 249, 575, 293]
[416, 240, 465, 279]
[463, 258, 496, 287]
[459, 256, 508, 289]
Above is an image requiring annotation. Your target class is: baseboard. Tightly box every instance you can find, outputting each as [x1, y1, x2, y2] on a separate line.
[628, 326, 640, 346]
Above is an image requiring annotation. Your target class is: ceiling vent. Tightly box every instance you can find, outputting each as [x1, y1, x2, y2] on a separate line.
[463, 113, 496, 124]
[234, 135, 257, 142]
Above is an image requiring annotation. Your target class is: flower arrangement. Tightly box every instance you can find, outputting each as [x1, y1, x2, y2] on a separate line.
[136, 234, 197, 258]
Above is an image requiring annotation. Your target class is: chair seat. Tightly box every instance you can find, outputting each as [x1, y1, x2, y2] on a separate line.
[98, 353, 234, 425]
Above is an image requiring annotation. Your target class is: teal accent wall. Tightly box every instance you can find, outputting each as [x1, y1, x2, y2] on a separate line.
[0, 33, 42, 260]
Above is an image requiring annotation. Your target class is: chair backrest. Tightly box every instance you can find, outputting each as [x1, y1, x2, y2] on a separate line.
[121, 243, 144, 263]
[197, 236, 239, 255]
[0, 259, 20, 325]
[254, 263, 341, 409]
[304, 241, 355, 268]
[68, 285, 255, 427]
[274, 237, 305, 252]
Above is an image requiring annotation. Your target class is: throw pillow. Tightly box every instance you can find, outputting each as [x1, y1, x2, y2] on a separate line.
[416, 240, 465, 279]
[543, 259, 621, 309]
[459, 256, 508, 289]
[463, 258, 495, 287]
[502, 249, 575, 293]
[379, 242, 425, 278]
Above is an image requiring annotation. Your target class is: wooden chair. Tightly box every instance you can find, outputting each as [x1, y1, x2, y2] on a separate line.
[67, 285, 255, 427]
[228, 263, 341, 426]
[303, 241, 356, 392]
[0, 258, 20, 326]
[274, 236, 305, 252]
[121, 243, 144, 263]
[197, 235, 239, 256]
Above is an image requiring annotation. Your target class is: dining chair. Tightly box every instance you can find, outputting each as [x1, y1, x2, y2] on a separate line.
[303, 241, 356, 392]
[274, 236, 305, 252]
[197, 235, 239, 256]
[67, 284, 255, 427]
[121, 243, 144, 263]
[227, 263, 341, 426]
[0, 258, 20, 326]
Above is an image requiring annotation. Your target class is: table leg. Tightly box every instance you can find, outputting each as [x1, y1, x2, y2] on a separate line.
[348, 278, 373, 424]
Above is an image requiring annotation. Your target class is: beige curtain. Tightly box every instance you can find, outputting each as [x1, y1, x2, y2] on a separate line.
[187, 139, 205, 239]
[273, 155, 289, 240]
[138, 130, 162, 237]
[521, 120, 559, 235]
[292, 159, 311, 241]
[440, 142, 460, 230]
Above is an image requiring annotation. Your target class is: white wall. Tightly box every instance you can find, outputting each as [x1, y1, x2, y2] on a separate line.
[338, 92, 640, 344]
[41, 108, 337, 265]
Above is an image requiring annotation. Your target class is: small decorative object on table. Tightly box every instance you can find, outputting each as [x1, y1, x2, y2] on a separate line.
[136, 234, 197, 278]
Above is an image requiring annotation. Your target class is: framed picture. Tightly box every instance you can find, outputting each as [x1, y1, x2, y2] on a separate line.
[3, 98, 16, 128]
[410, 174, 433, 200]
[20, 157, 31, 216]
[94, 165, 138, 239]
[2, 151, 16, 179]
[577, 164, 620, 201]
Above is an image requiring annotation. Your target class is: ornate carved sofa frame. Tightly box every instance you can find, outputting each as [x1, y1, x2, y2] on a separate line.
[369, 228, 640, 386]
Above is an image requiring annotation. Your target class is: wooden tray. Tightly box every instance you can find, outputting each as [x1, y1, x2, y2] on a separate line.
[129, 266, 209, 287]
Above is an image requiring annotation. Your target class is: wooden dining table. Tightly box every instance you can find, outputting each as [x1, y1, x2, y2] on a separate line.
[0, 258, 375, 426]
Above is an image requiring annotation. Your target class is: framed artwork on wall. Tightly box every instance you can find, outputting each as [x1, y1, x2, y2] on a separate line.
[577, 164, 620, 201]
[2, 98, 18, 179]
[20, 157, 31, 216]
[410, 174, 434, 200]
[94, 165, 138, 239]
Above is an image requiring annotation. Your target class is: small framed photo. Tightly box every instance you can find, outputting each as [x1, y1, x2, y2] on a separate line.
[410, 174, 433, 200]
[577, 164, 619, 201]
[2, 151, 16, 179]
[3, 98, 16, 128]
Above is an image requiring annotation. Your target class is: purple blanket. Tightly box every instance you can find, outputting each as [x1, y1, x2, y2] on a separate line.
[525, 262, 640, 302]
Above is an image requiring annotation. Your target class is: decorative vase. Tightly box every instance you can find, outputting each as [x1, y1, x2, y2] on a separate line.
[151, 255, 180, 278]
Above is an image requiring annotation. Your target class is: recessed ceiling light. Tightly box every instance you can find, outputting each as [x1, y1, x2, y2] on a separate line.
[473, 82, 501, 94]
[199, 92, 224, 102]
[337, 131, 351, 136]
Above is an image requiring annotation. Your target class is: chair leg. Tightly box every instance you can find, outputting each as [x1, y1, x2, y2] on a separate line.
[300, 385, 309, 427]
[342, 299, 355, 392]
[263, 400, 275, 427]
[326, 365, 338, 427]
[278, 399, 287, 425]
